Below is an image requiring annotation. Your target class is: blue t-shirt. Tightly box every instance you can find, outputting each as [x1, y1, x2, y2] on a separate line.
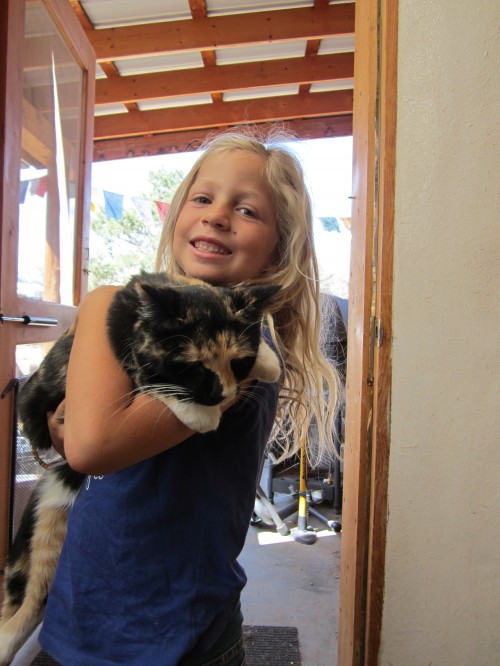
[39, 380, 278, 666]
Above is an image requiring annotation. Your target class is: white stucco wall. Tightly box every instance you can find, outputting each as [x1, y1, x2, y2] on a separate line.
[379, 1, 500, 664]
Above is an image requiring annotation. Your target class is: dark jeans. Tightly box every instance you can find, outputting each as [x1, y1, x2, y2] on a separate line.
[38, 609, 246, 666]
[180, 606, 247, 666]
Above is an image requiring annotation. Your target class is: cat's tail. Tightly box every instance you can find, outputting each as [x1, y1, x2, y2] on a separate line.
[0, 465, 78, 665]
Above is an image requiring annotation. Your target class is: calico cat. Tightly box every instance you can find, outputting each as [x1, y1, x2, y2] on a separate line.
[0, 272, 281, 665]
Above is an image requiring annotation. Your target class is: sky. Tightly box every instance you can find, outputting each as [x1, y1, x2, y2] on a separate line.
[91, 136, 354, 297]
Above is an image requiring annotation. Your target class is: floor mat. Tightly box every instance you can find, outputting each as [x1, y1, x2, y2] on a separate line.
[31, 626, 301, 665]
[243, 625, 301, 666]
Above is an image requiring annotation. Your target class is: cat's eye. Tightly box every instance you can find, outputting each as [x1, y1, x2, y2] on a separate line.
[230, 356, 255, 380]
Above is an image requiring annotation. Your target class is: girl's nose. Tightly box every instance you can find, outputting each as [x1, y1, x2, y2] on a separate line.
[202, 205, 231, 230]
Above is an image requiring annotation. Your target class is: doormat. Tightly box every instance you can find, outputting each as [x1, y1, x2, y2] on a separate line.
[31, 626, 301, 666]
[243, 625, 301, 666]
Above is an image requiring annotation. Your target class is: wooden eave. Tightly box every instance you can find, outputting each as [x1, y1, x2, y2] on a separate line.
[67, 1, 356, 161]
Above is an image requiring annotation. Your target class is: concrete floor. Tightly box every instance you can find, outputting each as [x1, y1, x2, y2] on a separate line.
[239, 470, 342, 666]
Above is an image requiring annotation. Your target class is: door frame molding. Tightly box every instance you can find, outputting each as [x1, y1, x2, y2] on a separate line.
[338, 1, 398, 663]
[0, 0, 94, 569]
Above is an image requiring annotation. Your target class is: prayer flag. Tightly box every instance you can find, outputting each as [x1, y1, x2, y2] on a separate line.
[155, 200, 170, 223]
[30, 176, 48, 198]
[319, 217, 340, 233]
[19, 180, 29, 204]
[131, 196, 154, 223]
[104, 190, 124, 220]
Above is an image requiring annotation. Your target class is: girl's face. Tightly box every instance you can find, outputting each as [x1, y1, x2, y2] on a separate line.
[173, 150, 278, 285]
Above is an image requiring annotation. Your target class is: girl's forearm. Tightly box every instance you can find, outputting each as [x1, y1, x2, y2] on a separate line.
[64, 393, 192, 475]
[63, 286, 193, 475]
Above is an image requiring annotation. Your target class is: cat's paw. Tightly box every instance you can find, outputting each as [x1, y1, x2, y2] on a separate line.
[168, 401, 222, 433]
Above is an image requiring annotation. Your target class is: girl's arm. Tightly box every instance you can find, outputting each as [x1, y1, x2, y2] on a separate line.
[62, 286, 194, 476]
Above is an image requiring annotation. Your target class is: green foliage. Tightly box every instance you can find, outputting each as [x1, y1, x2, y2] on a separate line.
[88, 167, 185, 290]
[149, 167, 185, 202]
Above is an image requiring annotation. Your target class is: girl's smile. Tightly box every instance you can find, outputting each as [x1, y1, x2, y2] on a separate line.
[190, 236, 231, 256]
[173, 150, 278, 284]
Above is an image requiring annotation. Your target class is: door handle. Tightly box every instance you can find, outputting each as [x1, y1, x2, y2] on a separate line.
[0, 314, 58, 326]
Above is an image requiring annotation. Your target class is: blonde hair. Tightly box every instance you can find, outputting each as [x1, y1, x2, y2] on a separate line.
[155, 128, 341, 466]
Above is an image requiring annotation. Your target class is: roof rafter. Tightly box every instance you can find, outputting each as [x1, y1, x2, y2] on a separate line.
[93, 116, 353, 162]
[94, 90, 353, 140]
[65, 1, 356, 159]
[86, 4, 355, 61]
[95, 52, 354, 106]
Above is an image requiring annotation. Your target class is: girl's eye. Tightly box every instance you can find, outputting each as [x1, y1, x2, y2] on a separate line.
[238, 206, 257, 218]
[193, 195, 211, 204]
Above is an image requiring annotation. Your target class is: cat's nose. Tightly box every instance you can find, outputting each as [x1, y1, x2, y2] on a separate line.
[198, 372, 224, 406]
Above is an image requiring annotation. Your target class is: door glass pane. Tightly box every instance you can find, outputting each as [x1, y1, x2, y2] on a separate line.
[18, 0, 84, 305]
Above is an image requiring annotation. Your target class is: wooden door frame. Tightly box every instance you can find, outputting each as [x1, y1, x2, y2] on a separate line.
[0, 0, 94, 567]
[338, 1, 398, 664]
[0, 0, 25, 575]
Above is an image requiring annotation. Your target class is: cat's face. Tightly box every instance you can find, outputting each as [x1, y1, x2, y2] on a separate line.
[131, 278, 280, 409]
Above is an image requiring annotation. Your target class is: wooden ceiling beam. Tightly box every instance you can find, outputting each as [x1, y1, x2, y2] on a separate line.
[94, 90, 353, 140]
[187, 0, 207, 21]
[86, 4, 355, 62]
[95, 53, 354, 106]
[93, 115, 353, 162]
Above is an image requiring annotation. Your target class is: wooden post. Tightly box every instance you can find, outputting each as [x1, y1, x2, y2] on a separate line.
[338, 1, 398, 664]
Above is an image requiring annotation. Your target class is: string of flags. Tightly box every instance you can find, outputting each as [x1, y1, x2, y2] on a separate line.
[20, 176, 171, 224]
[100, 191, 170, 222]
[20, 177, 344, 231]
[92, 188, 171, 223]
[19, 176, 50, 203]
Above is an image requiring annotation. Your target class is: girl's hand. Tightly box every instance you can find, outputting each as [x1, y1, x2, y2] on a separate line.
[47, 399, 66, 457]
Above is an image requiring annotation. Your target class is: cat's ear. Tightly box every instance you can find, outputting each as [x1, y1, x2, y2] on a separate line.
[230, 284, 280, 319]
[239, 284, 281, 314]
[135, 282, 185, 324]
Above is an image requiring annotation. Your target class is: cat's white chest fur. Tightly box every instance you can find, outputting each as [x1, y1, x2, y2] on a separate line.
[169, 401, 222, 433]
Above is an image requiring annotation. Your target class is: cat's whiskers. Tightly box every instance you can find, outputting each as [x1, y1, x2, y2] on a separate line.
[237, 387, 267, 410]
[118, 342, 140, 367]
[237, 320, 260, 338]
[106, 384, 189, 420]
[138, 384, 191, 404]
[158, 333, 192, 345]
[109, 394, 171, 429]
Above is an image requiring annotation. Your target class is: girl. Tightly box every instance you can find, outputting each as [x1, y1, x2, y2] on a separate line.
[39, 129, 340, 665]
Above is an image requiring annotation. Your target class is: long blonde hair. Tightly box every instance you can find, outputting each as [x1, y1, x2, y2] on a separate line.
[156, 128, 341, 466]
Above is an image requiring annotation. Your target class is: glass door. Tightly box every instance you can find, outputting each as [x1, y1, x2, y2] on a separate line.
[0, 0, 95, 558]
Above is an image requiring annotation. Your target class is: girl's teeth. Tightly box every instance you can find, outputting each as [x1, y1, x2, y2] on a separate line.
[194, 241, 229, 255]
